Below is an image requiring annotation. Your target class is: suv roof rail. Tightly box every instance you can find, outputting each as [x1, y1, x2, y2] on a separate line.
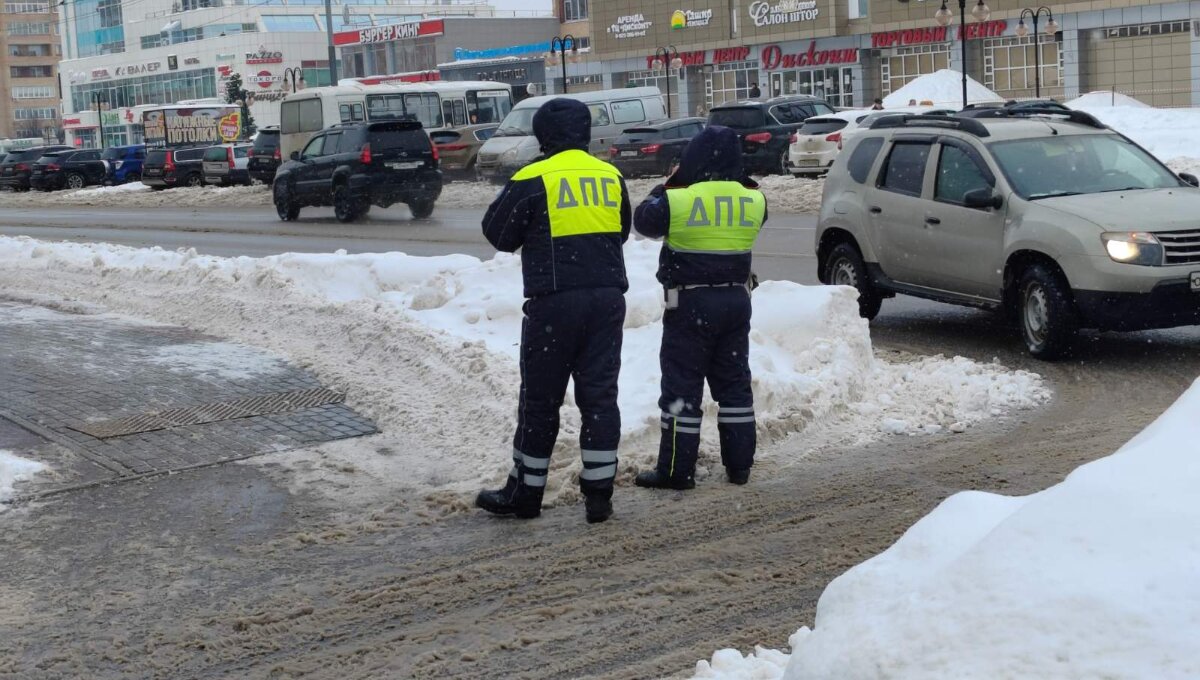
[1000, 108, 1107, 128]
[868, 114, 991, 138]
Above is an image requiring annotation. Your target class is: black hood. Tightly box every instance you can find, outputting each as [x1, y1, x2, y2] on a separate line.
[533, 98, 592, 156]
[666, 125, 756, 188]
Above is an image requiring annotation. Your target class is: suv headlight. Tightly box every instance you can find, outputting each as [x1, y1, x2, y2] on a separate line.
[1101, 231, 1163, 266]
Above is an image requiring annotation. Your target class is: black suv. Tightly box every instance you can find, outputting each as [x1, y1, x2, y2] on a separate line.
[31, 149, 108, 190]
[141, 146, 209, 189]
[1, 145, 73, 190]
[273, 120, 442, 222]
[608, 117, 706, 177]
[248, 127, 281, 184]
[707, 96, 836, 175]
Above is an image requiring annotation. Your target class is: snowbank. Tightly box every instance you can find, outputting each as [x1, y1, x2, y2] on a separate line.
[1065, 90, 1150, 108]
[0, 236, 1048, 503]
[0, 450, 45, 508]
[691, 378, 1200, 679]
[1067, 104, 1200, 164]
[882, 69, 1003, 108]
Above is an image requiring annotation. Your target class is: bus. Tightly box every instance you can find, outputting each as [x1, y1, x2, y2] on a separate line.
[279, 80, 513, 160]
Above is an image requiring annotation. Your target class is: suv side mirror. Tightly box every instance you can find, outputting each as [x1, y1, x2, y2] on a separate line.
[963, 187, 1003, 210]
[290, 151, 300, 161]
[1180, 172, 1199, 187]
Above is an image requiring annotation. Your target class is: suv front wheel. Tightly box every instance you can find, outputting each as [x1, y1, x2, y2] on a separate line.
[274, 181, 299, 221]
[1017, 264, 1078, 360]
[824, 242, 882, 320]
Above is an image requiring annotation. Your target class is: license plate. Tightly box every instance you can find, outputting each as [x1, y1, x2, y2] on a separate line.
[388, 161, 420, 170]
[797, 159, 820, 166]
[1191, 272, 1200, 292]
[620, 151, 638, 157]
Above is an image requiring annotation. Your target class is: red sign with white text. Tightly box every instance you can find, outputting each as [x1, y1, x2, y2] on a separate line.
[760, 42, 859, 70]
[333, 19, 443, 46]
[872, 20, 1006, 48]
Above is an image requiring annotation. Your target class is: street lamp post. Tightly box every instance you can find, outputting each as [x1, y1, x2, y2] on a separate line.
[651, 46, 683, 119]
[934, 0, 991, 109]
[92, 91, 107, 150]
[322, 0, 337, 86]
[545, 35, 579, 94]
[1016, 7, 1060, 98]
[283, 67, 306, 93]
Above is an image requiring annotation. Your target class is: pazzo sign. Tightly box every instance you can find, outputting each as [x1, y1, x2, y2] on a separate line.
[748, 0, 820, 27]
[607, 14, 653, 39]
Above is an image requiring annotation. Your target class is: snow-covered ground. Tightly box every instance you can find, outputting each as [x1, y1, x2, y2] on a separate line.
[0, 236, 1048, 505]
[0, 450, 45, 508]
[691, 377, 1200, 679]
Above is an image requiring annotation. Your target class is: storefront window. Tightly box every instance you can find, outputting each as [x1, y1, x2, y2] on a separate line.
[881, 45, 950, 96]
[986, 35, 1061, 99]
[706, 61, 759, 109]
[768, 67, 854, 107]
[74, 128, 98, 149]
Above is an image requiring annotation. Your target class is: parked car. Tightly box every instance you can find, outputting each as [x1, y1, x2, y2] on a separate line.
[430, 124, 498, 178]
[787, 112, 865, 176]
[30, 149, 108, 190]
[608, 117, 706, 177]
[0, 145, 73, 191]
[815, 110, 1200, 359]
[202, 143, 253, 186]
[478, 87, 667, 181]
[707, 95, 837, 175]
[272, 120, 442, 223]
[103, 144, 147, 184]
[141, 146, 209, 189]
[836, 107, 956, 152]
[248, 127, 281, 184]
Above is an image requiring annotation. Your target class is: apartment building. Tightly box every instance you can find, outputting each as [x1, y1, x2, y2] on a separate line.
[1, 0, 61, 141]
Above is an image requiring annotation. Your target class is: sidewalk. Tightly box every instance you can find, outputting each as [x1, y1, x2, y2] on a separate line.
[0, 302, 376, 503]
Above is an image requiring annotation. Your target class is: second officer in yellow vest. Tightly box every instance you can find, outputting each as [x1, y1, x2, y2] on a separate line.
[478, 98, 631, 523]
[633, 125, 766, 490]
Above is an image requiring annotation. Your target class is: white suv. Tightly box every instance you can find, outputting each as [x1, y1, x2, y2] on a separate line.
[815, 111, 1200, 359]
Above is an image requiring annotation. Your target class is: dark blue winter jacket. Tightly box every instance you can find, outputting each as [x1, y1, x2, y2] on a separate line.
[482, 98, 632, 298]
[633, 125, 768, 286]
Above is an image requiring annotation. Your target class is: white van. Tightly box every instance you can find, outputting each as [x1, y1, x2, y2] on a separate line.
[476, 87, 666, 181]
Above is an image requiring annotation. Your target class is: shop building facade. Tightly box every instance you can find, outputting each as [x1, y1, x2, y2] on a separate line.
[1, 0, 62, 141]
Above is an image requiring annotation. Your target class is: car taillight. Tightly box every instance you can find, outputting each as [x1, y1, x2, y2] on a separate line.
[247, 148, 254, 158]
[745, 132, 772, 144]
[15, 163, 28, 172]
[227, 147, 235, 169]
[641, 143, 662, 154]
[789, 133, 798, 144]
[608, 146, 618, 158]
[273, 147, 281, 161]
[430, 144, 438, 162]
[360, 143, 372, 164]
[437, 144, 468, 151]
[47, 163, 60, 171]
[826, 132, 842, 144]
[164, 152, 176, 172]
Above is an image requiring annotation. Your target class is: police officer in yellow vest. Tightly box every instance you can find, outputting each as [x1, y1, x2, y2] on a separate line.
[477, 98, 632, 523]
[633, 125, 766, 490]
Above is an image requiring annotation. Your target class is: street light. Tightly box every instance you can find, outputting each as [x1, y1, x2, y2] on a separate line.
[1016, 7, 1059, 98]
[283, 66, 306, 93]
[934, 0, 991, 109]
[92, 91, 107, 150]
[651, 46, 683, 119]
[545, 35, 579, 94]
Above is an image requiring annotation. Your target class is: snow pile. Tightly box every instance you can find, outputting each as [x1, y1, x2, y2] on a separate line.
[0, 236, 1048, 501]
[0, 450, 45, 508]
[882, 70, 1003, 108]
[691, 378, 1200, 679]
[1064, 90, 1150, 108]
[1067, 104, 1200, 164]
[71, 182, 152, 198]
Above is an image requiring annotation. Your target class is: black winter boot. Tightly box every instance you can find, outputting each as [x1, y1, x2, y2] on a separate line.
[634, 469, 695, 490]
[726, 467, 750, 485]
[584, 495, 613, 524]
[475, 477, 542, 519]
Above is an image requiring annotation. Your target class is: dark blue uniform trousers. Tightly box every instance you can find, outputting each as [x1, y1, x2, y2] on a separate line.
[657, 287, 755, 484]
[510, 287, 625, 499]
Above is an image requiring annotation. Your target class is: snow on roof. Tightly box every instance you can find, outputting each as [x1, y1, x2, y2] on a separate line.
[1065, 91, 1150, 108]
[882, 69, 1003, 108]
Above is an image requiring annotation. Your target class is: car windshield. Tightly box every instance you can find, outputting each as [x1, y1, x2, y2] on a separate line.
[204, 147, 228, 161]
[145, 150, 168, 165]
[616, 128, 662, 144]
[709, 107, 766, 129]
[990, 134, 1182, 200]
[253, 133, 279, 150]
[493, 108, 537, 137]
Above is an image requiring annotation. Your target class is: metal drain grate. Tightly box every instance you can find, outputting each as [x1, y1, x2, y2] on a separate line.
[70, 387, 345, 439]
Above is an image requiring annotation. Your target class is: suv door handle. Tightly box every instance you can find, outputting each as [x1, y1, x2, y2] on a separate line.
[925, 216, 941, 225]
[869, 206, 882, 214]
